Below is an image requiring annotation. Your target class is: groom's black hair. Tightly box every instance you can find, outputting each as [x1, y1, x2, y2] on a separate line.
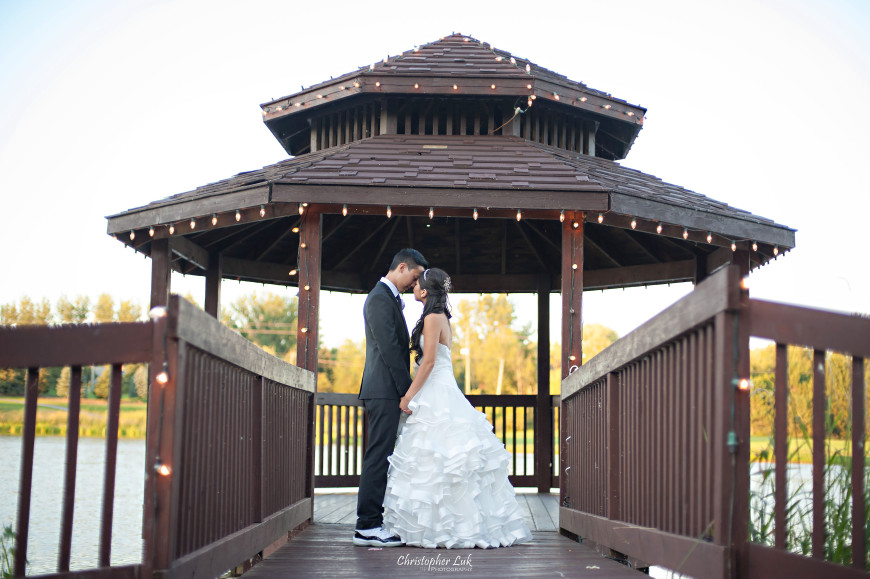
[389, 248, 428, 271]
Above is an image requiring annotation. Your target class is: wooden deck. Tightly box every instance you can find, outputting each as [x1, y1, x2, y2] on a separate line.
[240, 492, 643, 578]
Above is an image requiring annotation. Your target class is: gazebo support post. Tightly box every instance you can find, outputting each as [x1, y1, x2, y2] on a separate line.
[150, 238, 171, 310]
[561, 212, 584, 378]
[204, 253, 222, 317]
[296, 207, 321, 502]
[535, 275, 552, 493]
[296, 209, 322, 373]
[731, 249, 751, 278]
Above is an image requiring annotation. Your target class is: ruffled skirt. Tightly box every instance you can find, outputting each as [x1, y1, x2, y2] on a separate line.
[382, 361, 532, 548]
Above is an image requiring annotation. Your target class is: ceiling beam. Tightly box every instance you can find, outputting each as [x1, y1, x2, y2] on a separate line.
[169, 237, 209, 270]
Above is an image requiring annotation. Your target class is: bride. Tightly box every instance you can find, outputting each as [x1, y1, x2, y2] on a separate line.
[382, 267, 533, 548]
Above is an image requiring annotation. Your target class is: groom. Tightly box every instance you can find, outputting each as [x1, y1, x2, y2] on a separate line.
[353, 248, 428, 547]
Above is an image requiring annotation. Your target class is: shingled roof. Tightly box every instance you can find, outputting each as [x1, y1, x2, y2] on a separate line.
[106, 34, 795, 293]
[261, 34, 646, 160]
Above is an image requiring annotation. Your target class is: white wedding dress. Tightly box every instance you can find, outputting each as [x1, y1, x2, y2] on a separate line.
[382, 337, 533, 548]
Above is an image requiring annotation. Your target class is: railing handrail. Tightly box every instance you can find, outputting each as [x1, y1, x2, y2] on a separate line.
[168, 296, 315, 392]
[748, 298, 870, 358]
[563, 265, 743, 401]
[0, 322, 153, 368]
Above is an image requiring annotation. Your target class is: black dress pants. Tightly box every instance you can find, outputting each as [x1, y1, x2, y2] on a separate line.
[355, 398, 402, 530]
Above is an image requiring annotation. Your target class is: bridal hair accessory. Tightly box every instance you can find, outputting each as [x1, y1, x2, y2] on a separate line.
[422, 269, 452, 293]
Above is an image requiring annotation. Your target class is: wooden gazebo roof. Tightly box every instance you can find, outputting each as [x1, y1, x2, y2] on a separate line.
[106, 33, 795, 295]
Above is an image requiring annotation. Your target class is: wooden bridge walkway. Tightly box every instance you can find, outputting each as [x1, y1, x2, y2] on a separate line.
[240, 491, 643, 578]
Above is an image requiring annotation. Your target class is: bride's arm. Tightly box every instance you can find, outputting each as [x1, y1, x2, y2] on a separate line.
[400, 314, 441, 414]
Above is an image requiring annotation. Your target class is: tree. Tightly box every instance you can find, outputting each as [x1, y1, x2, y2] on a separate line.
[452, 295, 536, 395]
[134, 365, 149, 400]
[16, 297, 51, 325]
[225, 292, 298, 357]
[56, 367, 71, 398]
[319, 339, 366, 393]
[57, 295, 91, 324]
[94, 294, 115, 323]
[117, 300, 142, 322]
[582, 323, 618, 363]
[93, 366, 112, 399]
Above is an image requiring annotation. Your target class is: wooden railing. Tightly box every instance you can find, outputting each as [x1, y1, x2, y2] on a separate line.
[0, 295, 315, 578]
[560, 265, 870, 578]
[1, 322, 153, 579]
[314, 392, 560, 490]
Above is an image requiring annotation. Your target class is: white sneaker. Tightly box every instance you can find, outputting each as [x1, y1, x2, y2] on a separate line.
[353, 527, 403, 547]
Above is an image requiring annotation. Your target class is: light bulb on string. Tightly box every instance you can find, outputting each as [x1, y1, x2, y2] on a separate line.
[155, 370, 169, 385]
[300, 242, 307, 249]
[752, 241, 758, 252]
[571, 263, 578, 270]
[260, 205, 266, 218]
[682, 228, 689, 240]
[516, 209, 522, 221]
[292, 227, 299, 233]
[656, 222, 663, 234]
[706, 232, 713, 243]
[473, 208, 478, 220]
[569, 355, 577, 361]
[190, 218, 196, 229]
[129, 231, 135, 241]
[559, 210, 565, 223]
[300, 327, 308, 333]
[298, 204, 304, 215]
[773, 246, 779, 256]
[289, 269, 298, 276]
[597, 213, 604, 224]
[211, 214, 218, 226]
[155, 463, 171, 477]
[429, 207, 434, 219]
[572, 221, 579, 229]
[342, 204, 348, 216]
[731, 241, 737, 252]
[235, 210, 241, 222]
[303, 285, 310, 291]
[453, 84, 458, 90]
[630, 217, 637, 230]
[149, 226, 155, 237]
[386, 206, 392, 218]
[169, 224, 175, 235]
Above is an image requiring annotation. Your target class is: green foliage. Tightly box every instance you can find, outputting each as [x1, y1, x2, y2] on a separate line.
[224, 292, 298, 357]
[94, 294, 115, 323]
[1, 523, 18, 578]
[133, 365, 149, 400]
[93, 366, 112, 399]
[117, 300, 142, 322]
[56, 295, 90, 324]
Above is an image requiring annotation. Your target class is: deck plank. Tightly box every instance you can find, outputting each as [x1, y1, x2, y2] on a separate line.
[244, 523, 644, 578]
[524, 493, 557, 532]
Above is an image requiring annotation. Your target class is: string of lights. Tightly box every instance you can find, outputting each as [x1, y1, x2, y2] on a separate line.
[122, 204, 785, 260]
[260, 34, 645, 123]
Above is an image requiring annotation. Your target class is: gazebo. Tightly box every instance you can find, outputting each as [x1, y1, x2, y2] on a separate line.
[106, 33, 795, 489]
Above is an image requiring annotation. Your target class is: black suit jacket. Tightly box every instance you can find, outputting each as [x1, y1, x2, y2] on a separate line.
[359, 281, 412, 400]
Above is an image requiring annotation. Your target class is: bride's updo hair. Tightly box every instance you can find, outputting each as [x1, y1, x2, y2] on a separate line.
[410, 267, 452, 364]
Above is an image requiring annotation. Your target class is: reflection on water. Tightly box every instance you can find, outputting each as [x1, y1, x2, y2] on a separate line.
[0, 436, 145, 575]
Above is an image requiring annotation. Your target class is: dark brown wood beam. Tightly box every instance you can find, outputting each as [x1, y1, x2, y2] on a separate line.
[620, 229, 662, 264]
[204, 253, 222, 317]
[368, 217, 402, 272]
[150, 238, 171, 309]
[169, 236, 209, 270]
[272, 183, 610, 214]
[521, 220, 561, 254]
[581, 229, 622, 268]
[296, 209, 322, 374]
[454, 220, 461, 275]
[561, 213, 583, 378]
[515, 221, 548, 273]
[331, 218, 393, 270]
[535, 275, 552, 493]
[107, 185, 270, 235]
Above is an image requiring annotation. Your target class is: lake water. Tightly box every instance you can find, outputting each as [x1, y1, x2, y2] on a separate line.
[0, 436, 145, 575]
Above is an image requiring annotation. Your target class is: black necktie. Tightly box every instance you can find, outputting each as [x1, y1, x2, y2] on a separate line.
[395, 293, 404, 310]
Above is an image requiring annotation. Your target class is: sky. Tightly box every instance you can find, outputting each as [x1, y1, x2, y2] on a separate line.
[1, 0, 868, 347]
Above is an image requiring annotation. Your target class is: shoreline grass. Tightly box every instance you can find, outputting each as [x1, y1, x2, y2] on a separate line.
[0, 396, 147, 439]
